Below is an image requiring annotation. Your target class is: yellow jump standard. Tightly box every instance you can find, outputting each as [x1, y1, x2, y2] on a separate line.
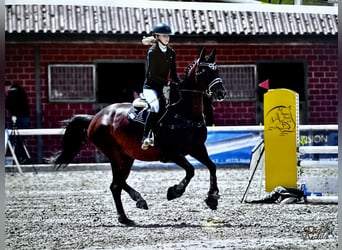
[264, 88, 299, 192]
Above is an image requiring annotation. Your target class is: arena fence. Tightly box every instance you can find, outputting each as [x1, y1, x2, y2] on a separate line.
[5, 125, 338, 171]
[5, 125, 338, 205]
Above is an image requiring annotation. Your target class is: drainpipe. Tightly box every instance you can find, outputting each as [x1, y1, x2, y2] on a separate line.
[34, 45, 43, 163]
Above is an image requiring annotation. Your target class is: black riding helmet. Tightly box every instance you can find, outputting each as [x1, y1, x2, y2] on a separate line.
[152, 23, 172, 36]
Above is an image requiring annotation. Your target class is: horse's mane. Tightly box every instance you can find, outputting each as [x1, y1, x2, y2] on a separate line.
[184, 52, 213, 78]
[184, 61, 196, 79]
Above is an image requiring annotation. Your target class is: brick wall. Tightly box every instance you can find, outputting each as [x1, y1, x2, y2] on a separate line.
[194, 44, 338, 125]
[5, 42, 338, 163]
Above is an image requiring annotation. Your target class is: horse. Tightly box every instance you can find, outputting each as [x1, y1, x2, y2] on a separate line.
[52, 47, 227, 226]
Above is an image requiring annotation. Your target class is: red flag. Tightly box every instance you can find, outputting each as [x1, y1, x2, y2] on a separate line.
[258, 79, 269, 90]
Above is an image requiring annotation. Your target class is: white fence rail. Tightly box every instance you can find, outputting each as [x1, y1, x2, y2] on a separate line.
[299, 146, 338, 154]
[8, 128, 65, 136]
[8, 124, 338, 136]
[5, 125, 338, 170]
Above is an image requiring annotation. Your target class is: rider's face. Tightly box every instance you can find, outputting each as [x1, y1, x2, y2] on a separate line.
[4, 85, 10, 96]
[157, 34, 170, 45]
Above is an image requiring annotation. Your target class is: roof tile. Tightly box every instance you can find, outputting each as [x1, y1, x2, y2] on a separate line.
[5, 4, 338, 36]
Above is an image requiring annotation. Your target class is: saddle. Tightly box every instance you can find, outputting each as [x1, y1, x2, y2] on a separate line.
[127, 86, 171, 125]
[127, 85, 206, 131]
[127, 98, 206, 131]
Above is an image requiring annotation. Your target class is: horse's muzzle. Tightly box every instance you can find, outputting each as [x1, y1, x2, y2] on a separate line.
[209, 78, 226, 101]
[215, 90, 226, 102]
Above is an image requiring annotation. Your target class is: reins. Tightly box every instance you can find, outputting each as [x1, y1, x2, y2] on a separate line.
[178, 88, 206, 94]
[165, 85, 205, 108]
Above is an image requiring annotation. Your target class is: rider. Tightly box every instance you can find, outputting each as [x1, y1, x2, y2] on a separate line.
[141, 23, 181, 150]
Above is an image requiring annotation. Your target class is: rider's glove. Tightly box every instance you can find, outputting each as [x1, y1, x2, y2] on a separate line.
[169, 81, 180, 87]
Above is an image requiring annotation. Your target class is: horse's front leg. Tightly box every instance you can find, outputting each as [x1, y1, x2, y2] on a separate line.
[205, 172, 220, 210]
[167, 153, 195, 200]
[122, 183, 148, 210]
[190, 146, 220, 210]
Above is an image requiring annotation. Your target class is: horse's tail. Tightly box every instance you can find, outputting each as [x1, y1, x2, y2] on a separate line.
[52, 114, 93, 170]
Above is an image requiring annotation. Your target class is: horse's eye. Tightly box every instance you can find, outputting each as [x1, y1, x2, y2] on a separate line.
[196, 69, 205, 76]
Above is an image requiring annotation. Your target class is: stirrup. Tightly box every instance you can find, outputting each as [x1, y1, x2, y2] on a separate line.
[147, 131, 154, 146]
[141, 132, 154, 150]
[141, 138, 151, 150]
[141, 142, 148, 150]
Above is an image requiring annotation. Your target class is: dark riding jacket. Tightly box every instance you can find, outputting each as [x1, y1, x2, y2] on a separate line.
[6, 84, 30, 118]
[5, 84, 31, 128]
[144, 44, 180, 93]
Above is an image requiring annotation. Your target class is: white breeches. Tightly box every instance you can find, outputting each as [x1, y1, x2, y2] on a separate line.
[143, 88, 159, 113]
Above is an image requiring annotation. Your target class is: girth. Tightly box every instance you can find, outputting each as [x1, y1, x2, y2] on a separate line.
[159, 112, 205, 129]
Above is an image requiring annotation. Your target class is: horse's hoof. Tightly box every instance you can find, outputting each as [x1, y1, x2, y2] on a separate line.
[205, 194, 220, 210]
[167, 185, 184, 200]
[136, 200, 148, 210]
[118, 215, 136, 226]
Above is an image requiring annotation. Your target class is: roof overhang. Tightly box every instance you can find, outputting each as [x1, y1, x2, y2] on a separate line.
[5, 1, 338, 41]
[5, 0, 338, 15]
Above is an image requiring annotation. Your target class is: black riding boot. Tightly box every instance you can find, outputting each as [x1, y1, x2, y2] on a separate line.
[141, 112, 158, 150]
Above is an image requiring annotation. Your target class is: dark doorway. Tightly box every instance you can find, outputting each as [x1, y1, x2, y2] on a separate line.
[94, 61, 145, 162]
[96, 61, 145, 104]
[256, 60, 308, 124]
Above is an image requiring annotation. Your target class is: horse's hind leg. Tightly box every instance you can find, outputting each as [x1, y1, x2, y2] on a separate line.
[190, 146, 220, 210]
[118, 154, 148, 210]
[108, 153, 147, 226]
[110, 167, 135, 225]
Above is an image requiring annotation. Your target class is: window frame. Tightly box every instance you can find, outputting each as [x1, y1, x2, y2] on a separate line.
[48, 64, 96, 103]
[218, 64, 257, 102]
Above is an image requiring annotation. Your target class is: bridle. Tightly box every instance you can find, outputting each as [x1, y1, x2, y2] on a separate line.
[197, 61, 217, 70]
[179, 60, 223, 96]
[207, 77, 223, 95]
[159, 59, 224, 127]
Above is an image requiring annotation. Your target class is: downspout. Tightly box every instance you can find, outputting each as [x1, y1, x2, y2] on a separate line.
[34, 45, 43, 163]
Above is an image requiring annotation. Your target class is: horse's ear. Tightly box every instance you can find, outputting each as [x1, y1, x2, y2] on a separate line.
[199, 47, 206, 61]
[209, 48, 216, 60]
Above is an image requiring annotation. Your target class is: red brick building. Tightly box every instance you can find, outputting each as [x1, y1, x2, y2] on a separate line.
[5, 3, 338, 163]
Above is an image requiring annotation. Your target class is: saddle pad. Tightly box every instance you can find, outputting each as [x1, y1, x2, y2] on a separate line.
[127, 106, 148, 125]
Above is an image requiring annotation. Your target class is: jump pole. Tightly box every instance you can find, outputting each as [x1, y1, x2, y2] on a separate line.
[263, 88, 299, 192]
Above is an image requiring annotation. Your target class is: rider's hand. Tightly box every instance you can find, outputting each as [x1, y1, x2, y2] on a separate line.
[169, 81, 180, 87]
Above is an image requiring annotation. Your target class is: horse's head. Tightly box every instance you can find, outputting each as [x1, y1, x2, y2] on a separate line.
[194, 48, 226, 101]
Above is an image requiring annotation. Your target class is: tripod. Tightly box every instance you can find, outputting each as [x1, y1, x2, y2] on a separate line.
[241, 139, 265, 203]
[8, 116, 37, 173]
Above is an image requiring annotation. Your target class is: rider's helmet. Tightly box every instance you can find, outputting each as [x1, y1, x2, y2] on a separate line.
[152, 23, 172, 36]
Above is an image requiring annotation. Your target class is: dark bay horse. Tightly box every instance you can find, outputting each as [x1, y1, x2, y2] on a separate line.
[53, 48, 226, 225]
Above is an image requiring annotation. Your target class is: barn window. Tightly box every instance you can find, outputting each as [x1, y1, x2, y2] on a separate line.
[48, 64, 96, 102]
[219, 64, 257, 101]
